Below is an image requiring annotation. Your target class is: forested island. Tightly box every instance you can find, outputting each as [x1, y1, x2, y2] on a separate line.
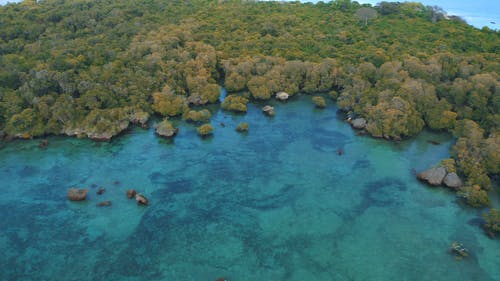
[0, 0, 498, 234]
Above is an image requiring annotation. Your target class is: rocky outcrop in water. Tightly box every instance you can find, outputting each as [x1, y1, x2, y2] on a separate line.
[312, 96, 326, 108]
[262, 105, 275, 116]
[135, 193, 149, 205]
[155, 119, 178, 138]
[127, 189, 137, 199]
[67, 188, 89, 201]
[236, 122, 249, 132]
[417, 167, 447, 186]
[443, 172, 463, 189]
[276, 91, 289, 101]
[417, 167, 463, 189]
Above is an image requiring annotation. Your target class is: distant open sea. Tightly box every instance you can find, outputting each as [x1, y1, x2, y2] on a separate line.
[357, 0, 499, 30]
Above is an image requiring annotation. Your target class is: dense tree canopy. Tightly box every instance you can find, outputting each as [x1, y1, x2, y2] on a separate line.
[0, 0, 498, 208]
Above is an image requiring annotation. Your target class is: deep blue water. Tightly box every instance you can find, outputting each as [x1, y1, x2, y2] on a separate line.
[0, 95, 499, 281]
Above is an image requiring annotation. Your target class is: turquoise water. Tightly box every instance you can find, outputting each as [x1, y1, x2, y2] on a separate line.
[0, 95, 498, 281]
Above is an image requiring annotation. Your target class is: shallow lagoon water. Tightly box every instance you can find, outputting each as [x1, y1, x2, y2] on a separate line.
[0, 96, 498, 281]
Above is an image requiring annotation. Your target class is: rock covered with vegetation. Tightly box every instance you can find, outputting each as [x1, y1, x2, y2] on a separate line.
[312, 96, 327, 108]
[221, 95, 249, 113]
[262, 105, 275, 117]
[483, 209, 500, 238]
[154, 119, 178, 138]
[236, 122, 249, 133]
[197, 124, 213, 137]
[183, 109, 212, 123]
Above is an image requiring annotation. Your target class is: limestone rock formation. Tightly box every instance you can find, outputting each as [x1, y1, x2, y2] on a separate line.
[443, 172, 463, 189]
[262, 105, 275, 116]
[417, 167, 447, 186]
[351, 118, 367, 129]
[276, 91, 289, 101]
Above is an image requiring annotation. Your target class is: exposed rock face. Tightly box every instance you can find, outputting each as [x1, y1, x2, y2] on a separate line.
[128, 111, 150, 128]
[135, 193, 149, 205]
[443, 172, 463, 189]
[67, 188, 89, 201]
[417, 167, 447, 186]
[351, 118, 367, 129]
[262, 105, 275, 116]
[126, 189, 137, 199]
[276, 91, 289, 101]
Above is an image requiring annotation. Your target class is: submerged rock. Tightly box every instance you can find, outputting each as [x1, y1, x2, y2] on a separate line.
[38, 139, 48, 149]
[351, 118, 367, 129]
[276, 91, 289, 101]
[97, 201, 112, 207]
[67, 188, 89, 201]
[96, 187, 106, 195]
[262, 105, 275, 116]
[450, 241, 469, 258]
[135, 193, 149, 205]
[417, 167, 447, 186]
[443, 172, 463, 189]
[126, 189, 137, 199]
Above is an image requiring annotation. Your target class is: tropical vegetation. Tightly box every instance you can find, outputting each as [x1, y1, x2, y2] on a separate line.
[0, 0, 498, 213]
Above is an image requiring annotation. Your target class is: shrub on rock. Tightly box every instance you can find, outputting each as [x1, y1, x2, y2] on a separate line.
[183, 109, 212, 123]
[197, 124, 214, 137]
[155, 119, 178, 138]
[312, 96, 326, 108]
[236, 122, 249, 132]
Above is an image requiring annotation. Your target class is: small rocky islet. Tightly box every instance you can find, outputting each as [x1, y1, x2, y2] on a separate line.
[67, 185, 149, 207]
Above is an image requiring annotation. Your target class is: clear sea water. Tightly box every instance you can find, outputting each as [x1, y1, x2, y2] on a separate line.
[0, 95, 498, 281]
